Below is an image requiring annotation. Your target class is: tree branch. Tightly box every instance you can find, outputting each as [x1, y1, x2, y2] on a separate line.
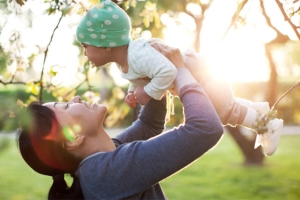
[260, 0, 290, 44]
[0, 80, 26, 85]
[274, 0, 300, 39]
[218, 0, 248, 43]
[38, 12, 64, 101]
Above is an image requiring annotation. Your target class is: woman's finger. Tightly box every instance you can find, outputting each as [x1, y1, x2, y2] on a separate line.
[149, 42, 184, 68]
[149, 42, 164, 53]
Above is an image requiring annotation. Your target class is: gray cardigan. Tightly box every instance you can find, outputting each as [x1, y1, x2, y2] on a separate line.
[76, 69, 224, 199]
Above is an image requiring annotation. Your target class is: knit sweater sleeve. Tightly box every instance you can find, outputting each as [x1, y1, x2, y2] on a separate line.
[113, 96, 167, 144]
[77, 68, 224, 199]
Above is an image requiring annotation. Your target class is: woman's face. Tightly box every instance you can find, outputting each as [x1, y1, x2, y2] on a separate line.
[43, 96, 107, 138]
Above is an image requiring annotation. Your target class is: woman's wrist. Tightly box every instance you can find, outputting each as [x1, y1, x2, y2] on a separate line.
[174, 68, 197, 94]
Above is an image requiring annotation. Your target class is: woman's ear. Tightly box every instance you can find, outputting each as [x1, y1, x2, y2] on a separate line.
[105, 47, 111, 52]
[65, 135, 84, 151]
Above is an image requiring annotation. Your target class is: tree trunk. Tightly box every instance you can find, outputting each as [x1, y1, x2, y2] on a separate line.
[265, 44, 278, 106]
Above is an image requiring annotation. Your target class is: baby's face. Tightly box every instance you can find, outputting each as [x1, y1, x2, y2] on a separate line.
[81, 44, 110, 67]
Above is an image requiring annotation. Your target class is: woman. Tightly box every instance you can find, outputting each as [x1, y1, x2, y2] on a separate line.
[17, 45, 223, 199]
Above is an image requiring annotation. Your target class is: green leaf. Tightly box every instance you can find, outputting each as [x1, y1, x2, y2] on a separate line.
[61, 5, 74, 16]
[15, 0, 25, 6]
[49, 67, 57, 77]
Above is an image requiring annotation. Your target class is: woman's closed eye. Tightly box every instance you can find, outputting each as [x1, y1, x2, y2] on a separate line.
[53, 102, 70, 110]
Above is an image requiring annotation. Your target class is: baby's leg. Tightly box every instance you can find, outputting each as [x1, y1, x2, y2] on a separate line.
[183, 49, 249, 125]
[201, 73, 248, 125]
[183, 49, 283, 156]
[235, 97, 270, 115]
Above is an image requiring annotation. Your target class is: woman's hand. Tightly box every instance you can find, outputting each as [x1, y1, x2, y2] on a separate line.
[149, 43, 185, 69]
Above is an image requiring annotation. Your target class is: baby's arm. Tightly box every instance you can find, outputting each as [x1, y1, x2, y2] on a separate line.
[134, 86, 152, 105]
[129, 41, 177, 102]
[141, 55, 177, 100]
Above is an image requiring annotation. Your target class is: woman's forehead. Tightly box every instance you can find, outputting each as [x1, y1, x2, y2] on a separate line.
[43, 102, 74, 125]
[43, 102, 67, 117]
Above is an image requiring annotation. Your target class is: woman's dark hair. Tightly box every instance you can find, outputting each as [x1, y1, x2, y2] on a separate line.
[16, 102, 84, 199]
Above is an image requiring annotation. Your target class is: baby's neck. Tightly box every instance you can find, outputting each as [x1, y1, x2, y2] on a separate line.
[115, 45, 129, 73]
[120, 64, 128, 73]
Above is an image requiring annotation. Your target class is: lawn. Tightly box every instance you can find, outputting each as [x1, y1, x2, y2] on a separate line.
[0, 133, 299, 200]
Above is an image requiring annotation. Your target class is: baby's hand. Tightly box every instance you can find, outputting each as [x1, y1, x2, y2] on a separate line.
[135, 86, 152, 105]
[125, 92, 137, 108]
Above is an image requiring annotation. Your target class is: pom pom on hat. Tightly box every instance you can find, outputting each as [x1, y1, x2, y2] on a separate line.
[76, 0, 131, 47]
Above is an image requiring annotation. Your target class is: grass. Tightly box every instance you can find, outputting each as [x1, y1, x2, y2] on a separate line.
[0, 133, 299, 200]
[0, 137, 51, 200]
[161, 133, 300, 200]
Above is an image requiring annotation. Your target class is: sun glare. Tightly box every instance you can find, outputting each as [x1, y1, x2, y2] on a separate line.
[205, 27, 270, 83]
[160, 0, 276, 83]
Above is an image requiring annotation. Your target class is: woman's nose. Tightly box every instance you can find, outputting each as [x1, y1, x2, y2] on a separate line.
[69, 96, 81, 103]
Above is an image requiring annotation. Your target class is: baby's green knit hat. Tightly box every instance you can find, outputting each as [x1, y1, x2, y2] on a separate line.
[76, 0, 131, 47]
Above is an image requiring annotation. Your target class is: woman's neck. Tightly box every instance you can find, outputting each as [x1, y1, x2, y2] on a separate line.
[79, 130, 116, 159]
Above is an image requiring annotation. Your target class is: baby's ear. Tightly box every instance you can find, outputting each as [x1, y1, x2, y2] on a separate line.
[65, 135, 84, 150]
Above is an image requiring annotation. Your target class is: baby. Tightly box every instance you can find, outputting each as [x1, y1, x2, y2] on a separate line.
[75, 0, 283, 156]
